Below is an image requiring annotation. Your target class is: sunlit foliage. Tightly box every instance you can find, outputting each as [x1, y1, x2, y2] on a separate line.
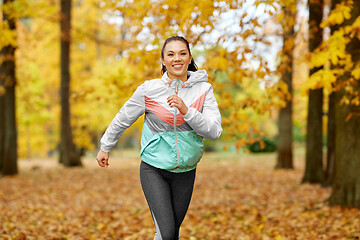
[2, 0, 357, 157]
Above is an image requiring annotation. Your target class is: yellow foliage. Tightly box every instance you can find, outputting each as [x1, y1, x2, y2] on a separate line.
[351, 97, 360, 106]
[320, 1, 353, 28]
[351, 63, 360, 79]
[327, 30, 349, 65]
[309, 30, 349, 69]
[0, 21, 17, 49]
[10, 0, 313, 155]
[275, 235, 285, 240]
[309, 0, 360, 111]
[206, 47, 230, 71]
[16, 14, 59, 158]
[350, 16, 360, 39]
[305, 70, 337, 92]
[310, 50, 329, 68]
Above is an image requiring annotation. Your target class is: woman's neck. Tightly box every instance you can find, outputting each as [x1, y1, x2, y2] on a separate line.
[168, 74, 187, 82]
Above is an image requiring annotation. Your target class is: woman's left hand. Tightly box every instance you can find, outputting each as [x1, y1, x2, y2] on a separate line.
[167, 95, 188, 115]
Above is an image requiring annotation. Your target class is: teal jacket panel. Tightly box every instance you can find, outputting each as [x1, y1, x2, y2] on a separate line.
[140, 122, 204, 172]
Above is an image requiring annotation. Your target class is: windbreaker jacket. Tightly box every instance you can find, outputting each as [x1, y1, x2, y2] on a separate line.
[100, 70, 222, 172]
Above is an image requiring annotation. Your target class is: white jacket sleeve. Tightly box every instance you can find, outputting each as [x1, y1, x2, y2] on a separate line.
[100, 84, 145, 152]
[183, 85, 223, 140]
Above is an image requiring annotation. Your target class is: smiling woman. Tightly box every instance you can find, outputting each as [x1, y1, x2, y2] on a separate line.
[161, 36, 197, 82]
[96, 35, 222, 240]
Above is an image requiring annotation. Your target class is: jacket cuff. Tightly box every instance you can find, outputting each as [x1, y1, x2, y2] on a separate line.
[183, 107, 197, 121]
[100, 146, 111, 153]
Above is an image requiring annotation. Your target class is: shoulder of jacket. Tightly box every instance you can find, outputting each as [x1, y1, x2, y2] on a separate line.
[143, 78, 165, 90]
[193, 81, 212, 90]
[146, 78, 162, 84]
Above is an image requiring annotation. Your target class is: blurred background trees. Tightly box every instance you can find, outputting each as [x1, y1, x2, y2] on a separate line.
[0, 0, 359, 207]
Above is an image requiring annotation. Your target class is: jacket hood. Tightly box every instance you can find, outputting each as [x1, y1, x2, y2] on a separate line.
[161, 70, 208, 88]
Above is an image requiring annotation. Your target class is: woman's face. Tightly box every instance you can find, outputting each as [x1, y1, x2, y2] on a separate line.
[162, 40, 192, 82]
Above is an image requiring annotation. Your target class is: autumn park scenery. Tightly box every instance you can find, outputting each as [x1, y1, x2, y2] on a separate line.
[1, 0, 360, 239]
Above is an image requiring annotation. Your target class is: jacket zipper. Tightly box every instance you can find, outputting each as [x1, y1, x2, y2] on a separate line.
[174, 79, 181, 172]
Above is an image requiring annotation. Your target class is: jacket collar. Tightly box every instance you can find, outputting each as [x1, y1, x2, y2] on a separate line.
[161, 70, 208, 88]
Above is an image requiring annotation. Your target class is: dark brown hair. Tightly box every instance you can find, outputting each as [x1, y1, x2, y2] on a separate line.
[161, 36, 198, 75]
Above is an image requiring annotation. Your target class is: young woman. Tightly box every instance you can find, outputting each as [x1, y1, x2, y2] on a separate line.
[96, 36, 222, 240]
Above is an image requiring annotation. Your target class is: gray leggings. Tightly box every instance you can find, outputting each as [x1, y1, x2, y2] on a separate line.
[140, 161, 196, 240]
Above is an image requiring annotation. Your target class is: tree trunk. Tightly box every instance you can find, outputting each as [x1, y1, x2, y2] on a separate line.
[302, 0, 325, 184]
[329, 0, 360, 208]
[59, 0, 81, 166]
[276, 86, 293, 169]
[303, 89, 324, 183]
[330, 89, 360, 207]
[276, 2, 296, 169]
[0, 0, 18, 175]
[325, 91, 335, 186]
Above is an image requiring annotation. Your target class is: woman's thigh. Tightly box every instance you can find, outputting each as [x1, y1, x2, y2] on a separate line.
[140, 162, 176, 239]
[170, 168, 196, 228]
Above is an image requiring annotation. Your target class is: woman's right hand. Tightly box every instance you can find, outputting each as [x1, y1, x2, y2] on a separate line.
[96, 150, 110, 168]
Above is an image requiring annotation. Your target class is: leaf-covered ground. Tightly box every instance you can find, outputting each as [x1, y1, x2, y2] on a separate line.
[1, 151, 360, 240]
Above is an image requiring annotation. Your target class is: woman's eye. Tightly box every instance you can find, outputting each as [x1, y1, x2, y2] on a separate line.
[168, 53, 174, 56]
[181, 52, 186, 55]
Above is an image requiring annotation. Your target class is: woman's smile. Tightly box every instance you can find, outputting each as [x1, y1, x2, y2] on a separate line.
[172, 63, 184, 70]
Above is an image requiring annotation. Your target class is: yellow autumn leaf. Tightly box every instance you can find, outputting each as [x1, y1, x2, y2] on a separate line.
[351, 97, 360, 106]
[97, 223, 105, 230]
[275, 235, 285, 240]
[351, 64, 360, 79]
[251, 224, 264, 233]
